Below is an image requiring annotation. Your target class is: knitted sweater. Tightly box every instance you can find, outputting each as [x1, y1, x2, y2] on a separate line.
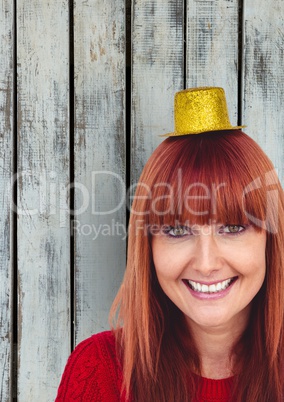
[55, 331, 234, 402]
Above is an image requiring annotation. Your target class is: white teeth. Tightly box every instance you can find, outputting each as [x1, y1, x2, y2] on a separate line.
[187, 278, 235, 293]
[209, 284, 216, 292]
[201, 284, 208, 292]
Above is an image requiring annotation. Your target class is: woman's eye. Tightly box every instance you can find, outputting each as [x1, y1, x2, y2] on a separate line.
[222, 225, 246, 234]
[166, 226, 191, 237]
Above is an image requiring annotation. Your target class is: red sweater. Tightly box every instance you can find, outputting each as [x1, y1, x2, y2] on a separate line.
[55, 331, 234, 402]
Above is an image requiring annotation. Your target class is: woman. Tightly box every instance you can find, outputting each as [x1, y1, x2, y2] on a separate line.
[56, 87, 284, 401]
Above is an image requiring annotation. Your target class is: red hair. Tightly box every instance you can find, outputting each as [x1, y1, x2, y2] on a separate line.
[110, 131, 284, 401]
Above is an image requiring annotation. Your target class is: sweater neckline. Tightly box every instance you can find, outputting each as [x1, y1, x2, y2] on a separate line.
[195, 373, 235, 381]
[193, 373, 234, 400]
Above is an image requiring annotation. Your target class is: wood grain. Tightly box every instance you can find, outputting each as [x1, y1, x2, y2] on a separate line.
[0, 1, 14, 400]
[73, 0, 126, 344]
[242, 0, 284, 182]
[186, 0, 240, 122]
[16, 1, 70, 400]
[131, 0, 184, 184]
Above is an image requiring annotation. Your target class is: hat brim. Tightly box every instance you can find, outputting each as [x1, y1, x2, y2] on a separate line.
[159, 125, 246, 137]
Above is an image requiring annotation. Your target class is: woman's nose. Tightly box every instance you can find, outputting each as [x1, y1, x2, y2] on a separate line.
[192, 232, 222, 276]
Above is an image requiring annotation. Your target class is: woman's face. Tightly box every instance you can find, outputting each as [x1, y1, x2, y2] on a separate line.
[152, 223, 266, 331]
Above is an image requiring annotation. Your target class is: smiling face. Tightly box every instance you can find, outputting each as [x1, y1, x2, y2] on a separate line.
[151, 223, 266, 332]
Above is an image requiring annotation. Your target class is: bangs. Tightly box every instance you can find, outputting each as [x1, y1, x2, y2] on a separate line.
[135, 131, 278, 233]
[148, 162, 266, 229]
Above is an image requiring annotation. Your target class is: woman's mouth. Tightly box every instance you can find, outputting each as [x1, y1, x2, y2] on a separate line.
[184, 277, 238, 294]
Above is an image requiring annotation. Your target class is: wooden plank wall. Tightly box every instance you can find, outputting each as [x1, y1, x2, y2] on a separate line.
[0, 0, 283, 400]
[0, 1, 14, 400]
[73, 0, 126, 345]
[186, 0, 239, 120]
[242, 0, 284, 182]
[17, 1, 70, 401]
[131, 0, 184, 183]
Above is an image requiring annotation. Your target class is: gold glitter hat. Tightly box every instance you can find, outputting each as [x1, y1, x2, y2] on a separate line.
[162, 87, 245, 136]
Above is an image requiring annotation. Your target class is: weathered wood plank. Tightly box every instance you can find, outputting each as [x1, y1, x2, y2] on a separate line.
[74, 0, 126, 344]
[186, 0, 240, 122]
[131, 0, 184, 183]
[0, 1, 14, 400]
[17, 1, 70, 400]
[242, 0, 284, 182]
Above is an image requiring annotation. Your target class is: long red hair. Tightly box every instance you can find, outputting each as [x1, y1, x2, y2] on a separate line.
[110, 130, 284, 401]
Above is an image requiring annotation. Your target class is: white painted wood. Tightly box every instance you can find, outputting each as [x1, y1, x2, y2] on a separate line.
[186, 0, 240, 122]
[74, 0, 126, 344]
[242, 0, 284, 182]
[17, 1, 70, 400]
[0, 1, 14, 400]
[131, 0, 184, 183]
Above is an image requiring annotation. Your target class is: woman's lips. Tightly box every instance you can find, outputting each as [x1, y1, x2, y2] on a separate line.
[183, 277, 238, 300]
